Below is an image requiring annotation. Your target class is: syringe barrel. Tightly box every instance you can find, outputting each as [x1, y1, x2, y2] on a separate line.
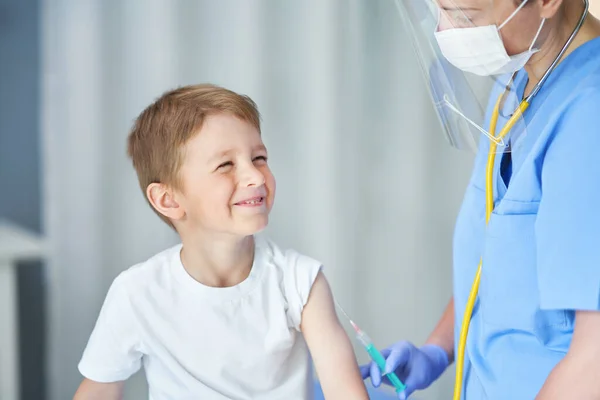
[355, 330, 372, 348]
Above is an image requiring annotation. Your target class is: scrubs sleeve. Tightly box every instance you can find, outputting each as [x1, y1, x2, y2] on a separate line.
[536, 89, 600, 311]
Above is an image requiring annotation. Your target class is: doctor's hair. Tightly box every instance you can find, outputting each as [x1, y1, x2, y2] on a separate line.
[126, 83, 262, 228]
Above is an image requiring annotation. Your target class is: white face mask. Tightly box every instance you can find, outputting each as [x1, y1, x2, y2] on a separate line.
[434, 1, 546, 76]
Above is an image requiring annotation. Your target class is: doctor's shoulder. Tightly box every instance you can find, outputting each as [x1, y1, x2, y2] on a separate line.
[545, 74, 600, 146]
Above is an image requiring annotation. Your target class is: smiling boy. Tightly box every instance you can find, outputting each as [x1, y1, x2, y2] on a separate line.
[73, 84, 368, 400]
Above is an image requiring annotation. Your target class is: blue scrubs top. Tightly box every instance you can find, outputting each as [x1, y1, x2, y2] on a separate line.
[453, 37, 600, 399]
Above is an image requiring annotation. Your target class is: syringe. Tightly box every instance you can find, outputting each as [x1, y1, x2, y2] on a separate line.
[335, 300, 406, 394]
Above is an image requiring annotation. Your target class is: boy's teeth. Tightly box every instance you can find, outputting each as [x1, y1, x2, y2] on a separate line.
[242, 198, 261, 204]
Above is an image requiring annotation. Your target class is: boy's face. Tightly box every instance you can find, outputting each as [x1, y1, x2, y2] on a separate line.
[175, 113, 275, 236]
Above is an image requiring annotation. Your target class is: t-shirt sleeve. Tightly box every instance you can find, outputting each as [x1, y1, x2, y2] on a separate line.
[78, 273, 143, 382]
[536, 89, 600, 311]
[282, 249, 323, 331]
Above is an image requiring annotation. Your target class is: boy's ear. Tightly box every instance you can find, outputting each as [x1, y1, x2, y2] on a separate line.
[146, 183, 185, 221]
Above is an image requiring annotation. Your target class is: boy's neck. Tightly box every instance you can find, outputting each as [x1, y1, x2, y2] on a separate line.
[179, 232, 255, 288]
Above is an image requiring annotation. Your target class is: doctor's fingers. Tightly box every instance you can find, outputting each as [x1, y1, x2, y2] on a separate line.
[360, 348, 392, 387]
[384, 341, 415, 375]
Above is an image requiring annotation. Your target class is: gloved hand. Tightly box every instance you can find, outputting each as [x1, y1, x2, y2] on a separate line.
[360, 341, 449, 400]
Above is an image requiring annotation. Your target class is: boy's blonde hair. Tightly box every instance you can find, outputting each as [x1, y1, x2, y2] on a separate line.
[127, 83, 261, 228]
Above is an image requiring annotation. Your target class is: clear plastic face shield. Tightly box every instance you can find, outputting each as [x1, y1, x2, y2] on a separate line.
[394, 0, 545, 153]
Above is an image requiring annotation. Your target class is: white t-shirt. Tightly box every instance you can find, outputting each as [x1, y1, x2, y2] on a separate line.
[78, 235, 323, 400]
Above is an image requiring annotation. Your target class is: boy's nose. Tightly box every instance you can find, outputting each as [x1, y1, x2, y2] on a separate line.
[241, 165, 265, 187]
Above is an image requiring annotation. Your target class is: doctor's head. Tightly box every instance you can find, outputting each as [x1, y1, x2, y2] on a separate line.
[434, 0, 586, 76]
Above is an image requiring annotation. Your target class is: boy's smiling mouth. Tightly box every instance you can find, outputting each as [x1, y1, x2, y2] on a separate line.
[234, 196, 265, 207]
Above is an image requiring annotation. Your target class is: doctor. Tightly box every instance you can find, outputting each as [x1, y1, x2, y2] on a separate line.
[361, 0, 600, 399]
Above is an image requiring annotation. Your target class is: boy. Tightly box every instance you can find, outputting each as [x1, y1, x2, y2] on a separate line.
[73, 84, 369, 400]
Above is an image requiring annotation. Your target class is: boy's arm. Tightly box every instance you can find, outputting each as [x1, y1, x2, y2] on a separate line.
[73, 379, 125, 400]
[300, 271, 369, 400]
[75, 275, 142, 398]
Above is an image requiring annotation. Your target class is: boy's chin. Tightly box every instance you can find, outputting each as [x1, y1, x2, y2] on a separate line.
[245, 215, 269, 235]
[235, 216, 269, 236]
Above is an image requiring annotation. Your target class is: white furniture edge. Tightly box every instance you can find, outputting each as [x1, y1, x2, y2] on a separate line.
[0, 219, 47, 400]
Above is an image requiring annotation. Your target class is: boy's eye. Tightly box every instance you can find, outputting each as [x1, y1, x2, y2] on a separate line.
[217, 161, 233, 170]
[216, 157, 266, 171]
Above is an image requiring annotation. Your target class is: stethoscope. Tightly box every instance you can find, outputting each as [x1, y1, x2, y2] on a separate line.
[453, 1, 589, 399]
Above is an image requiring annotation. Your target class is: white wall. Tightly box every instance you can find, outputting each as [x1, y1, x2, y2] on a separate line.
[41, 1, 474, 399]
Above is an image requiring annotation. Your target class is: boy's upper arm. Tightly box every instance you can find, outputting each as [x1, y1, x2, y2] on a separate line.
[78, 274, 143, 383]
[300, 272, 369, 400]
[73, 378, 125, 400]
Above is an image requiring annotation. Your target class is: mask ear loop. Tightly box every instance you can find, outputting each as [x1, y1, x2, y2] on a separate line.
[433, 3, 442, 32]
[529, 18, 546, 52]
[497, 16, 546, 115]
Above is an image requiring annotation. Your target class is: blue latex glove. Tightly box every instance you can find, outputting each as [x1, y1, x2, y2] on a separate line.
[360, 342, 449, 400]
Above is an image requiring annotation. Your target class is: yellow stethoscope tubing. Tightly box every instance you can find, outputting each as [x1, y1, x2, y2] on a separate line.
[452, 95, 530, 400]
